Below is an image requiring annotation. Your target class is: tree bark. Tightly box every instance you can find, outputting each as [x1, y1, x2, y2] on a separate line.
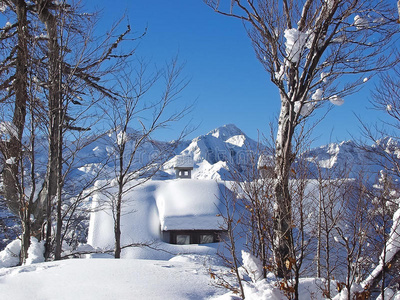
[3, 0, 30, 264]
[2, 0, 28, 215]
[273, 98, 295, 279]
[114, 185, 123, 259]
[37, 0, 62, 260]
[114, 146, 125, 259]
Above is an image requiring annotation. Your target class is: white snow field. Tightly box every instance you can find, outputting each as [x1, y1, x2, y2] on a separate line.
[0, 257, 227, 300]
[1, 256, 369, 300]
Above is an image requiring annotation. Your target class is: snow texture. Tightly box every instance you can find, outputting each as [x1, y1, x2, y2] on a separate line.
[0, 121, 18, 141]
[295, 101, 315, 117]
[0, 239, 20, 268]
[164, 124, 260, 180]
[0, 258, 226, 300]
[116, 130, 127, 146]
[2, 124, 400, 299]
[25, 237, 45, 265]
[241, 250, 263, 283]
[284, 28, 310, 63]
[320, 72, 328, 83]
[362, 205, 400, 288]
[5, 157, 16, 165]
[329, 94, 344, 106]
[312, 88, 323, 101]
[226, 134, 246, 148]
[354, 15, 369, 30]
[0, 3, 7, 12]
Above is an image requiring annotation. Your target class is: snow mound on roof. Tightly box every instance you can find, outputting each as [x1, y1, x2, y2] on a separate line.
[156, 180, 225, 231]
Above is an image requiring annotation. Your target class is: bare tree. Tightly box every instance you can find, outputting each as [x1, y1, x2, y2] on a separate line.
[101, 58, 190, 258]
[34, 1, 137, 260]
[212, 182, 246, 298]
[231, 144, 275, 278]
[205, 0, 399, 278]
[0, 0, 41, 263]
[1, 0, 136, 262]
[309, 159, 354, 297]
[358, 64, 400, 297]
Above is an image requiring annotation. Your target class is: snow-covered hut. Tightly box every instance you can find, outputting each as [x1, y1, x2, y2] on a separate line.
[174, 155, 194, 179]
[88, 179, 227, 254]
[156, 179, 226, 245]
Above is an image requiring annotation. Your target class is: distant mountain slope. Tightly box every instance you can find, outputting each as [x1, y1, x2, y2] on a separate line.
[302, 138, 400, 179]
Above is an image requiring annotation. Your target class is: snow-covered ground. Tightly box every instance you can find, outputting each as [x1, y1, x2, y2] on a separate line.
[0, 256, 226, 300]
[5, 255, 395, 300]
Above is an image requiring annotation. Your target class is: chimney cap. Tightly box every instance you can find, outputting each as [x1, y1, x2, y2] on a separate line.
[174, 154, 194, 170]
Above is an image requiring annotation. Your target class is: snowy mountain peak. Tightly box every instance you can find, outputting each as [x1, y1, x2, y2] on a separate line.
[166, 124, 259, 180]
[208, 124, 245, 141]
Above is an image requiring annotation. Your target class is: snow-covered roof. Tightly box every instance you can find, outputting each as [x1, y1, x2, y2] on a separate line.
[174, 155, 194, 169]
[156, 180, 225, 231]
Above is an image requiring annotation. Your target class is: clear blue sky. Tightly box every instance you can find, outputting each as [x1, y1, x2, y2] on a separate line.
[26, 1, 400, 146]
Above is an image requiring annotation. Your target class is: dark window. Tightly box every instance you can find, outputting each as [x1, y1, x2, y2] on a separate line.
[199, 234, 214, 244]
[168, 230, 223, 244]
[176, 234, 191, 245]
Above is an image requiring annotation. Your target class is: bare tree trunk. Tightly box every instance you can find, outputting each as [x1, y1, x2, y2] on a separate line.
[2, 0, 28, 215]
[54, 101, 63, 260]
[114, 147, 125, 259]
[317, 183, 322, 278]
[20, 200, 31, 264]
[274, 100, 295, 279]
[54, 29, 65, 260]
[37, 0, 62, 260]
[15, 0, 29, 265]
[1, 0, 30, 264]
[398, 1, 400, 22]
[114, 184, 123, 259]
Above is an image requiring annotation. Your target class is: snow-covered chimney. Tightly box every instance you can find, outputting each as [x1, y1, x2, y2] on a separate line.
[174, 155, 194, 179]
